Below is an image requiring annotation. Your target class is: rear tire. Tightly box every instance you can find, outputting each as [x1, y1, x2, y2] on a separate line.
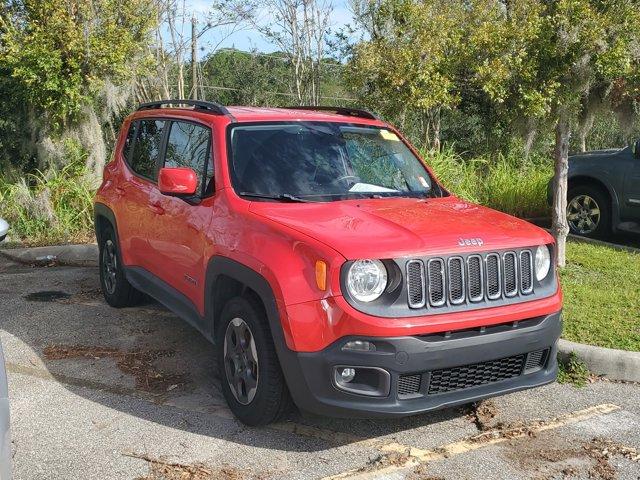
[99, 225, 142, 307]
[567, 185, 610, 238]
[216, 296, 292, 426]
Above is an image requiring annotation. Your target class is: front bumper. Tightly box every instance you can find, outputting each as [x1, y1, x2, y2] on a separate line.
[279, 311, 562, 418]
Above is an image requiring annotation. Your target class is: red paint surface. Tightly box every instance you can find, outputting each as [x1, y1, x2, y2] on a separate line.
[96, 107, 562, 352]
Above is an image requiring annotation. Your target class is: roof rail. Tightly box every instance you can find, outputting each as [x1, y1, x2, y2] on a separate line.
[137, 99, 235, 121]
[283, 106, 380, 121]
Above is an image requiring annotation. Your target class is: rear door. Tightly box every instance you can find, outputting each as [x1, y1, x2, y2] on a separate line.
[116, 118, 167, 269]
[146, 119, 214, 315]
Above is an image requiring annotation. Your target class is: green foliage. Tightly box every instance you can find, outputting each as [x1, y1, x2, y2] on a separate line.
[427, 147, 552, 218]
[557, 352, 590, 387]
[0, 139, 95, 245]
[0, 0, 157, 129]
[198, 48, 347, 107]
[560, 242, 640, 351]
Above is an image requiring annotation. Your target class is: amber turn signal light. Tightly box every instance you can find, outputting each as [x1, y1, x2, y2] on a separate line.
[315, 260, 327, 291]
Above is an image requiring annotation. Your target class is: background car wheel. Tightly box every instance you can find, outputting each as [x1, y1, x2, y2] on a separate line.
[99, 226, 142, 307]
[566, 185, 610, 238]
[216, 296, 292, 426]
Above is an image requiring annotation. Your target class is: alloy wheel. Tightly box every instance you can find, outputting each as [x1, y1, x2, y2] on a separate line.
[567, 194, 601, 235]
[102, 239, 118, 295]
[223, 317, 259, 405]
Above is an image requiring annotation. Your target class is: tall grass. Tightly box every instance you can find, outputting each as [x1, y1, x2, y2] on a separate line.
[426, 147, 553, 218]
[0, 140, 97, 245]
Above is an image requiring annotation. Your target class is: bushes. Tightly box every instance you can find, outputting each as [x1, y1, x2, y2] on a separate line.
[0, 140, 97, 245]
[426, 147, 552, 218]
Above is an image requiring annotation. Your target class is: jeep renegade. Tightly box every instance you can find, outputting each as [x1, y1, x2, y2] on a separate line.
[94, 100, 562, 426]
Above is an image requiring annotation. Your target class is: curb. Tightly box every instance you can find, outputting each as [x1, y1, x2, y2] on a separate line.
[558, 339, 640, 383]
[0, 244, 98, 267]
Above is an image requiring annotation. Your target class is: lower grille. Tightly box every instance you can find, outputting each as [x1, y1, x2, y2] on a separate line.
[428, 355, 524, 395]
[398, 374, 422, 398]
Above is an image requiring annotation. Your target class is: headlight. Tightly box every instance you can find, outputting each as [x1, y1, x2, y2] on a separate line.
[346, 259, 388, 302]
[535, 245, 551, 281]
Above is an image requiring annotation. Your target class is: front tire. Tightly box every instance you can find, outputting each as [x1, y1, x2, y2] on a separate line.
[567, 185, 610, 238]
[216, 296, 291, 426]
[99, 226, 142, 307]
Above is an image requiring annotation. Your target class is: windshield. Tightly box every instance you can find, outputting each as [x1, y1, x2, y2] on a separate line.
[227, 122, 442, 202]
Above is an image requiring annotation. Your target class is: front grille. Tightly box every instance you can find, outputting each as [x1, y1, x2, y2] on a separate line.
[406, 249, 535, 309]
[427, 259, 446, 306]
[428, 354, 525, 395]
[406, 260, 426, 308]
[398, 374, 422, 398]
[524, 349, 548, 372]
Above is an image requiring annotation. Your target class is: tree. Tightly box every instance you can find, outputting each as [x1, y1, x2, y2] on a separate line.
[0, 0, 157, 129]
[473, 0, 640, 266]
[345, 0, 466, 150]
[251, 0, 334, 105]
[140, 0, 254, 102]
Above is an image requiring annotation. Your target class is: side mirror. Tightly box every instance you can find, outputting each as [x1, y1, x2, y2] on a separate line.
[635, 139, 640, 159]
[158, 167, 198, 197]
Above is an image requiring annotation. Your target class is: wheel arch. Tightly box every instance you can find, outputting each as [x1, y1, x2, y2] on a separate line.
[94, 202, 119, 248]
[204, 256, 284, 344]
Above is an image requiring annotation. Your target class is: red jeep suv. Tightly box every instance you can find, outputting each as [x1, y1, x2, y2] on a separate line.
[94, 100, 562, 426]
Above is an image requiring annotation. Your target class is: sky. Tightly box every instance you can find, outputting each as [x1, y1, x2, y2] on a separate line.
[187, 0, 356, 54]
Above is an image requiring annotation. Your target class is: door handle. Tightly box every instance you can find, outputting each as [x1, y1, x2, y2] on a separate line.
[148, 203, 165, 215]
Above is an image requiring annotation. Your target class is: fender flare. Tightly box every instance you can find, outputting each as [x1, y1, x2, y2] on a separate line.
[94, 202, 120, 249]
[204, 256, 283, 339]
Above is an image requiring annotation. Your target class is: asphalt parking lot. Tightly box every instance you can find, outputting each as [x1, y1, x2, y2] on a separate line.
[1, 255, 639, 480]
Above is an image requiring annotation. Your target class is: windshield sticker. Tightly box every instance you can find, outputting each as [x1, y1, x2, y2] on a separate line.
[379, 129, 400, 142]
[418, 176, 430, 188]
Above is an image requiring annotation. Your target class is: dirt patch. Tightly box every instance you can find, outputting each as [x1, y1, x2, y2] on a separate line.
[583, 437, 640, 480]
[356, 450, 412, 474]
[126, 452, 260, 480]
[59, 287, 103, 304]
[504, 433, 639, 480]
[406, 463, 444, 480]
[469, 400, 498, 431]
[43, 344, 189, 393]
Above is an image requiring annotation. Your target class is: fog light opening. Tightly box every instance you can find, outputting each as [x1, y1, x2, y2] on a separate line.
[333, 366, 391, 397]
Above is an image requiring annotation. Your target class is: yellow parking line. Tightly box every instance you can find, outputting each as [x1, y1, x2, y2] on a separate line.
[323, 403, 621, 480]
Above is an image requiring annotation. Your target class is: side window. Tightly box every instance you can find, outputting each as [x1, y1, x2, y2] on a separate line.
[130, 119, 166, 181]
[164, 121, 213, 195]
[122, 122, 136, 161]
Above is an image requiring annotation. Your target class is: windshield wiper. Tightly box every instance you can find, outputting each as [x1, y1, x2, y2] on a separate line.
[238, 192, 314, 203]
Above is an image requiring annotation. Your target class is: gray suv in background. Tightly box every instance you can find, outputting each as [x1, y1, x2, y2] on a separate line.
[0, 341, 10, 480]
[553, 141, 640, 238]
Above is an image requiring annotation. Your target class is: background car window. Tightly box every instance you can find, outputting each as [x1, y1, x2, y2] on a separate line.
[130, 119, 165, 180]
[164, 121, 212, 195]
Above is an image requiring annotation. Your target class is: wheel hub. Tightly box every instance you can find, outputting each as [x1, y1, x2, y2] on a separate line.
[567, 194, 601, 235]
[102, 239, 118, 295]
[223, 317, 259, 405]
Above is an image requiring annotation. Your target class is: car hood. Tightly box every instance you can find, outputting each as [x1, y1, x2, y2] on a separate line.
[249, 196, 553, 259]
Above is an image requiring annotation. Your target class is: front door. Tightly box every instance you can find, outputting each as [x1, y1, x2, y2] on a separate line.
[146, 119, 215, 316]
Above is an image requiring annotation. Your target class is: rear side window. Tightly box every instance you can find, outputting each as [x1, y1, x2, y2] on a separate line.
[130, 119, 166, 180]
[122, 122, 136, 161]
[164, 121, 213, 195]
